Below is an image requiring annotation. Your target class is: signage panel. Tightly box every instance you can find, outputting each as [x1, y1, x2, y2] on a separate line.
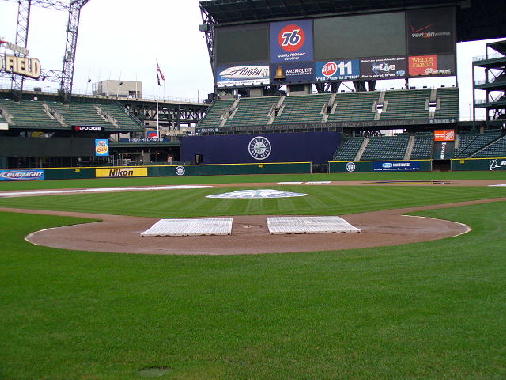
[373, 161, 421, 172]
[3, 55, 41, 79]
[408, 55, 455, 77]
[270, 19, 313, 63]
[216, 65, 270, 88]
[95, 139, 109, 157]
[0, 169, 44, 181]
[0, 122, 8, 131]
[315, 60, 360, 81]
[270, 61, 315, 84]
[73, 126, 104, 132]
[434, 130, 455, 142]
[406, 7, 456, 56]
[96, 167, 148, 178]
[360, 57, 406, 79]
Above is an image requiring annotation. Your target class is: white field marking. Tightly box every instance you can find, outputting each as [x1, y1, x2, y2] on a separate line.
[206, 189, 307, 199]
[0, 185, 213, 198]
[141, 218, 233, 237]
[276, 181, 332, 185]
[489, 184, 506, 187]
[267, 216, 361, 235]
[403, 215, 472, 238]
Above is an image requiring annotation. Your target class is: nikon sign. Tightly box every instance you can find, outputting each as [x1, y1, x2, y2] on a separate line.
[96, 167, 148, 178]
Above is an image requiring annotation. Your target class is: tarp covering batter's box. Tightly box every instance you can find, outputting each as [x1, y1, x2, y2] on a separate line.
[141, 218, 233, 237]
[267, 216, 361, 235]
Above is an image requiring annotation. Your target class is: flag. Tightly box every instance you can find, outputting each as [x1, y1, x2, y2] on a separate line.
[156, 63, 165, 85]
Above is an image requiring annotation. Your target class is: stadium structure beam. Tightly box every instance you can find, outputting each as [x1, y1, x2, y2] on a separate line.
[59, 0, 90, 103]
[199, 4, 216, 74]
[10, 0, 32, 99]
[0, 0, 69, 10]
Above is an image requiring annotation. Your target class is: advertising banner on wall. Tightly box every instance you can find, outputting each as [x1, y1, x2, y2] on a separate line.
[0, 169, 44, 181]
[0, 122, 8, 130]
[270, 61, 315, 84]
[95, 139, 109, 157]
[434, 130, 455, 142]
[360, 57, 407, 79]
[373, 161, 421, 172]
[216, 65, 270, 88]
[270, 19, 313, 63]
[96, 167, 148, 178]
[406, 7, 456, 56]
[315, 60, 360, 81]
[408, 55, 455, 77]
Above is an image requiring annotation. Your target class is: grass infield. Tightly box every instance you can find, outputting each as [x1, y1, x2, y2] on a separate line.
[0, 174, 506, 379]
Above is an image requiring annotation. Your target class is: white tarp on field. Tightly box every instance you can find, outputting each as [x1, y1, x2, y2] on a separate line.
[141, 218, 233, 237]
[267, 216, 361, 235]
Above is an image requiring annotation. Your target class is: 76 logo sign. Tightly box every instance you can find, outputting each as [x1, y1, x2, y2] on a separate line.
[278, 24, 305, 52]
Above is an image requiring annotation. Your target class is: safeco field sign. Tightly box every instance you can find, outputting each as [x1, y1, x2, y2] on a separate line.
[96, 167, 148, 178]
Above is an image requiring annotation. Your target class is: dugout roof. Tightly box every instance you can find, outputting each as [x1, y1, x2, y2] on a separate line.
[200, 0, 506, 42]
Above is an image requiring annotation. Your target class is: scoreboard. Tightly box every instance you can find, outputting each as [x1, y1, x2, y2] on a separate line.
[214, 7, 456, 88]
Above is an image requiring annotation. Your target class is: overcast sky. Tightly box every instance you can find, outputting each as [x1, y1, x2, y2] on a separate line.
[0, 0, 501, 119]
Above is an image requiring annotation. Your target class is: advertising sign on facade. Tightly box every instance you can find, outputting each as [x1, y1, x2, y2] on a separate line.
[2, 55, 41, 79]
[360, 57, 407, 79]
[408, 55, 455, 77]
[0, 169, 44, 181]
[216, 65, 270, 88]
[373, 161, 421, 172]
[0, 122, 8, 131]
[434, 130, 455, 142]
[315, 60, 360, 81]
[270, 19, 313, 63]
[270, 61, 315, 84]
[95, 139, 109, 157]
[406, 7, 456, 56]
[73, 126, 104, 132]
[96, 167, 148, 178]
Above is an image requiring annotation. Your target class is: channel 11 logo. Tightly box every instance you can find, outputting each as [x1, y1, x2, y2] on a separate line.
[278, 24, 305, 52]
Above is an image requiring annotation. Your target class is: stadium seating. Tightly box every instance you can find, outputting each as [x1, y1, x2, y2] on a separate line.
[410, 132, 434, 159]
[333, 137, 365, 161]
[327, 92, 378, 122]
[227, 97, 279, 127]
[454, 130, 502, 157]
[197, 99, 234, 130]
[434, 88, 460, 119]
[361, 134, 410, 161]
[471, 134, 506, 157]
[0, 99, 65, 129]
[381, 89, 431, 120]
[273, 94, 331, 125]
[198, 88, 460, 130]
[0, 99, 142, 131]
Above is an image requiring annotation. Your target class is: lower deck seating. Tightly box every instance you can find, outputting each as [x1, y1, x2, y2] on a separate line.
[410, 133, 434, 159]
[454, 131, 502, 157]
[362, 135, 410, 161]
[333, 137, 365, 161]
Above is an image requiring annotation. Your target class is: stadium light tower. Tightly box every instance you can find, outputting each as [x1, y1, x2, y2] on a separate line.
[0, 0, 90, 102]
[60, 0, 90, 103]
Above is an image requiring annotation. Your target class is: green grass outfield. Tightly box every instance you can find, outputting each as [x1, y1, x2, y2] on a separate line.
[1, 173, 506, 379]
[0, 170, 506, 191]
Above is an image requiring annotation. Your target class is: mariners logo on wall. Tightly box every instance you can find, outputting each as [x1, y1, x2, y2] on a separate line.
[175, 166, 186, 176]
[248, 136, 272, 161]
[346, 162, 356, 173]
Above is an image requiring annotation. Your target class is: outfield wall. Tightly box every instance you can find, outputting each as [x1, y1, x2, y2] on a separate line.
[0, 162, 312, 181]
[451, 157, 506, 171]
[181, 131, 341, 165]
[329, 160, 433, 173]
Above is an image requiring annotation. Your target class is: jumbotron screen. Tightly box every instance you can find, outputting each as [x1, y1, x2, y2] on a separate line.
[214, 7, 456, 88]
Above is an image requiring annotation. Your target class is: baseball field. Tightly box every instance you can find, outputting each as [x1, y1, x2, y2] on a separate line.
[1, 171, 506, 379]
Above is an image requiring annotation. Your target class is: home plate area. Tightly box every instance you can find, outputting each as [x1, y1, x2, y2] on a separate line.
[141, 216, 360, 237]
